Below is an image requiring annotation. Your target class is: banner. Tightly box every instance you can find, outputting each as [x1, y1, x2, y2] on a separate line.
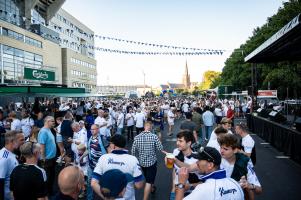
[24, 67, 55, 81]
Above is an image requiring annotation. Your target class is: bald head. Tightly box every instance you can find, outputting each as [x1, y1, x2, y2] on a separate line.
[58, 166, 84, 197]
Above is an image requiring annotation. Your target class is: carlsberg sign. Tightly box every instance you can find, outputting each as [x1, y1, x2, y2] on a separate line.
[24, 67, 55, 81]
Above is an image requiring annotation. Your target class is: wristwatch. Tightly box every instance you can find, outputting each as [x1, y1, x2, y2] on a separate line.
[175, 183, 185, 189]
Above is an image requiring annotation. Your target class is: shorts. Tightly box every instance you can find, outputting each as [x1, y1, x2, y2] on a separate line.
[141, 162, 157, 184]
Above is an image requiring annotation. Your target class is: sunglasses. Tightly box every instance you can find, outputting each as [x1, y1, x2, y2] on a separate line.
[198, 147, 215, 163]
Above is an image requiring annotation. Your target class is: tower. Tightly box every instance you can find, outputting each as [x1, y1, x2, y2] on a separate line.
[182, 60, 191, 89]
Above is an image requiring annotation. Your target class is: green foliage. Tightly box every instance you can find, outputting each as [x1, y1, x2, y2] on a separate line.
[175, 88, 184, 94]
[219, 0, 301, 99]
[199, 70, 221, 90]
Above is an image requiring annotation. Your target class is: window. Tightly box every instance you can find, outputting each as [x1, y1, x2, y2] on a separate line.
[3, 45, 14, 55]
[25, 36, 42, 48]
[14, 48, 24, 58]
[2, 28, 23, 41]
[2, 27, 42, 48]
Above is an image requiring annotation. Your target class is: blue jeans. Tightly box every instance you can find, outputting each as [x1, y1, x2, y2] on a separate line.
[204, 126, 213, 139]
[87, 166, 94, 200]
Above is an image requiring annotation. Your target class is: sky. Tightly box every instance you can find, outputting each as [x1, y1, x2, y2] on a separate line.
[62, 0, 286, 87]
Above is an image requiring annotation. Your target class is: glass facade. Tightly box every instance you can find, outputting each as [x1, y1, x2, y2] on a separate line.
[31, 8, 45, 25]
[0, 0, 24, 27]
[1, 27, 42, 48]
[0, 44, 43, 83]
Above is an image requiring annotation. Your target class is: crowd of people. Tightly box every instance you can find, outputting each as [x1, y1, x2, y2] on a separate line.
[0, 96, 261, 200]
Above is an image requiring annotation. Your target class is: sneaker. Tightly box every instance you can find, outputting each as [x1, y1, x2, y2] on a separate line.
[56, 156, 62, 163]
[56, 156, 65, 164]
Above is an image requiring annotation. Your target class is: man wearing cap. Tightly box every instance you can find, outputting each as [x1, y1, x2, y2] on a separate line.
[99, 169, 134, 200]
[91, 134, 144, 200]
[175, 146, 244, 200]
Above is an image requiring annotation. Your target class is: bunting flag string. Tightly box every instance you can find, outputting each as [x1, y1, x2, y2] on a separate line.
[0, 10, 226, 56]
[83, 46, 224, 56]
[92, 34, 226, 53]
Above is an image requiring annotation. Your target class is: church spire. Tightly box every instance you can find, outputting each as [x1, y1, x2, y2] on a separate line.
[182, 60, 191, 89]
[185, 60, 189, 76]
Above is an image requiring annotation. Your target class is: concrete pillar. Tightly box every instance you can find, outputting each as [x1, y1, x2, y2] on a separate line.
[24, 0, 39, 30]
[45, 0, 66, 25]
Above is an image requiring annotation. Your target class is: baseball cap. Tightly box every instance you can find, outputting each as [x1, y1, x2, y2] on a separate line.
[99, 169, 133, 198]
[192, 146, 221, 166]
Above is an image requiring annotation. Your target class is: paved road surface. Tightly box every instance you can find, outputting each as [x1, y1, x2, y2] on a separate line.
[53, 117, 301, 200]
[132, 117, 301, 200]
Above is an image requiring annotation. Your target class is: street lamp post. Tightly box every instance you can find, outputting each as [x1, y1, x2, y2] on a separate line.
[142, 70, 146, 95]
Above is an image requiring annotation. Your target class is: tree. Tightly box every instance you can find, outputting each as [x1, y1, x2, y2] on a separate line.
[210, 73, 222, 88]
[199, 71, 221, 90]
[218, 0, 301, 99]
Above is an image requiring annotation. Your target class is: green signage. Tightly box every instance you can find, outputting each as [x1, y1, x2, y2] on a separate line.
[24, 67, 55, 81]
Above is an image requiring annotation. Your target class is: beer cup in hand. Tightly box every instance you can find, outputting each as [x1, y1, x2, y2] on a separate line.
[166, 153, 175, 169]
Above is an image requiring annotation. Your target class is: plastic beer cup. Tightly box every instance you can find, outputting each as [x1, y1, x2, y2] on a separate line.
[166, 153, 175, 169]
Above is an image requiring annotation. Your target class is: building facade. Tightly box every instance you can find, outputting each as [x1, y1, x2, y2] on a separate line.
[97, 85, 152, 96]
[0, 0, 97, 92]
[48, 8, 97, 92]
[0, 16, 62, 84]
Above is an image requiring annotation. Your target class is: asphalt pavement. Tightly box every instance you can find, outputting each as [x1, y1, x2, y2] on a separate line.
[132, 117, 301, 200]
[53, 117, 301, 200]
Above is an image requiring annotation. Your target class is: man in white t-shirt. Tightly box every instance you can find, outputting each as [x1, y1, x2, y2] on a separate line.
[91, 135, 144, 200]
[168, 130, 198, 199]
[9, 112, 21, 132]
[162, 102, 170, 124]
[206, 126, 228, 152]
[182, 103, 189, 115]
[94, 110, 107, 132]
[208, 117, 233, 143]
[175, 147, 244, 200]
[20, 110, 34, 139]
[69, 122, 87, 161]
[218, 134, 262, 198]
[0, 131, 24, 200]
[167, 108, 176, 136]
[134, 109, 145, 134]
[246, 98, 252, 113]
[235, 123, 256, 165]
[125, 109, 135, 141]
[117, 109, 125, 135]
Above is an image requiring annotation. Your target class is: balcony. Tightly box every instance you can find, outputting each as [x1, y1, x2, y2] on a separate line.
[30, 23, 60, 44]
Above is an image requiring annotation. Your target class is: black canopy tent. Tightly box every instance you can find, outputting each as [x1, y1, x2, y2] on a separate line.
[245, 13, 301, 63]
[244, 13, 301, 164]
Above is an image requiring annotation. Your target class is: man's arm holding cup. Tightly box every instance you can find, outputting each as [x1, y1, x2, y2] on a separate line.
[162, 151, 198, 172]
